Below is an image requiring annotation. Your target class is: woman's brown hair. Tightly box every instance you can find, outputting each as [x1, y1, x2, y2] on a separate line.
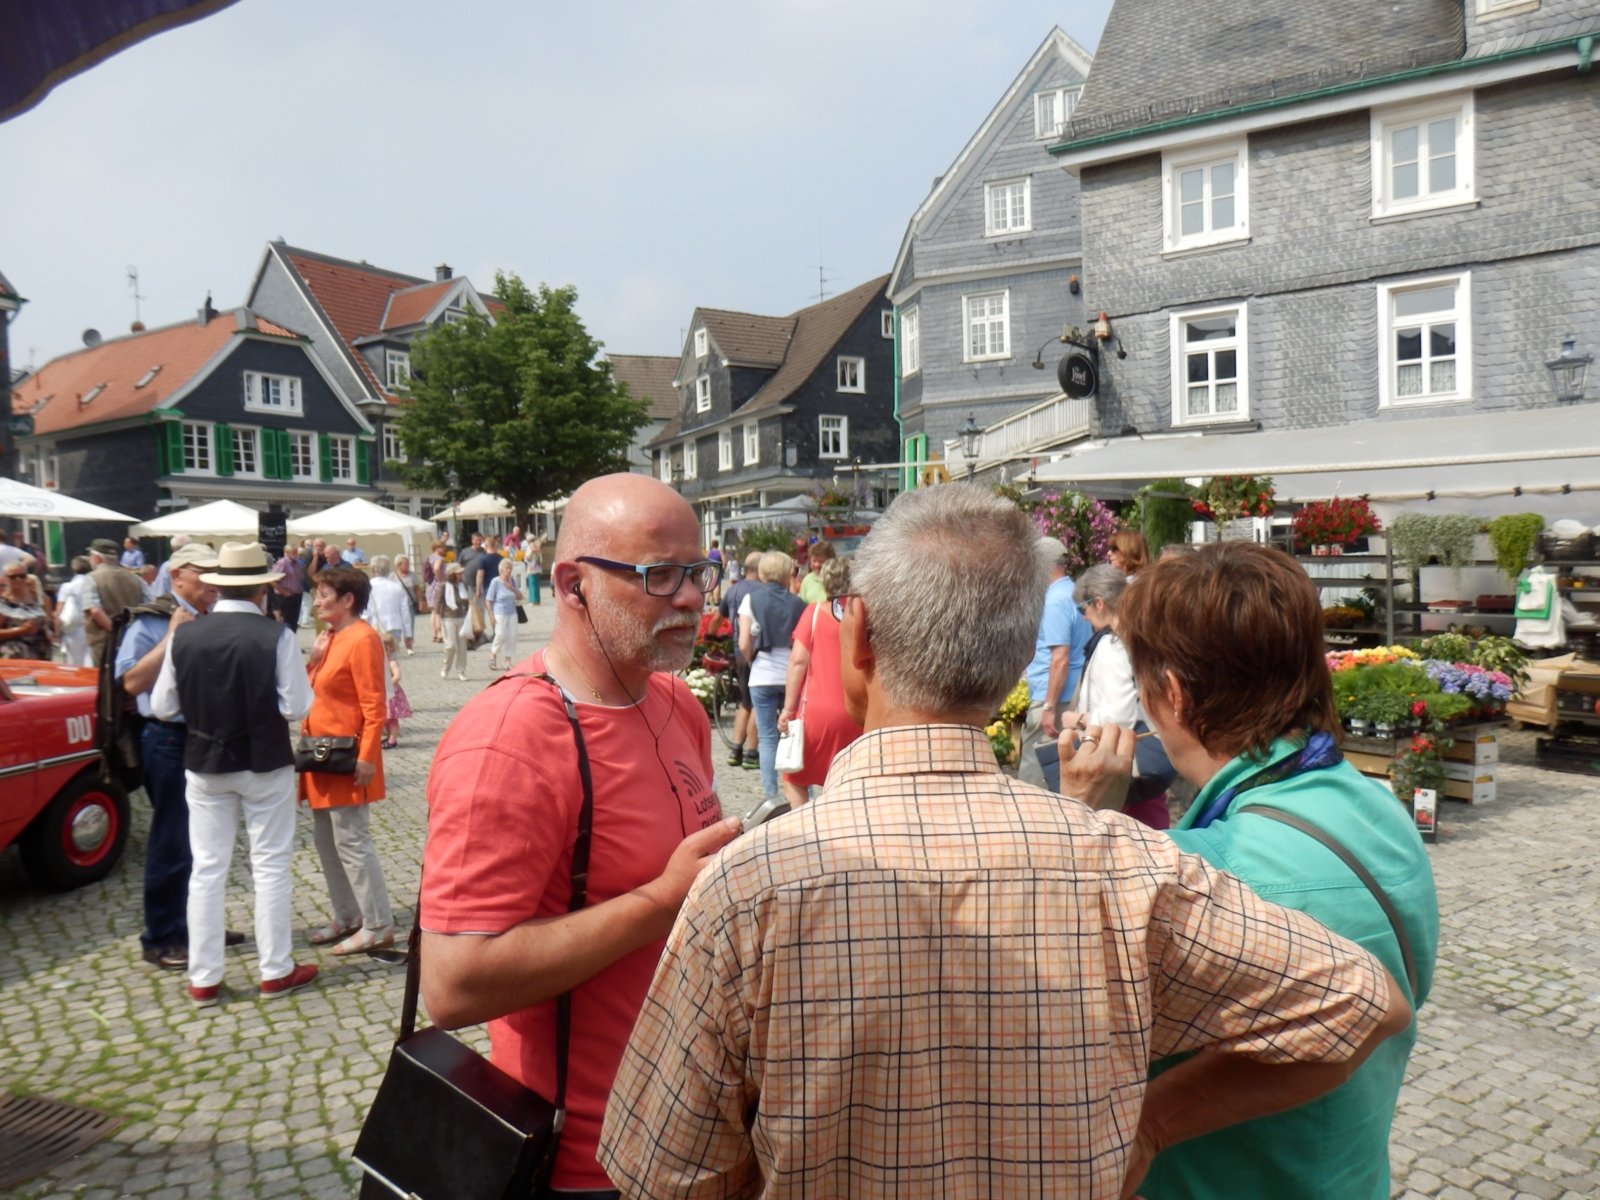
[1116, 542, 1339, 760]
[315, 564, 371, 615]
[1109, 529, 1150, 574]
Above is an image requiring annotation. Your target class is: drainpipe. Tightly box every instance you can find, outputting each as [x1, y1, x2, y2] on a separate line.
[891, 303, 904, 490]
[1579, 35, 1593, 72]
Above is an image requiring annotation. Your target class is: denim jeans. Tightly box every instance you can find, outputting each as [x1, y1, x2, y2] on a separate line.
[750, 685, 786, 798]
[140, 721, 192, 951]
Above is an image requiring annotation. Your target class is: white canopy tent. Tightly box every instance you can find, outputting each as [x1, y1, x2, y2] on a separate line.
[430, 492, 514, 521]
[130, 498, 263, 539]
[288, 498, 437, 564]
[0, 476, 136, 522]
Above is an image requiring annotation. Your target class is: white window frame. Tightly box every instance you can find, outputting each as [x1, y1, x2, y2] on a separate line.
[1162, 140, 1249, 254]
[1370, 94, 1475, 220]
[718, 429, 733, 470]
[836, 356, 865, 394]
[743, 422, 759, 465]
[31, 445, 58, 489]
[385, 349, 411, 391]
[242, 371, 303, 415]
[683, 440, 698, 480]
[230, 425, 261, 479]
[659, 452, 672, 484]
[962, 290, 1011, 362]
[695, 375, 711, 413]
[818, 415, 848, 460]
[289, 432, 316, 480]
[1170, 304, 1250, 426]
[181, 421, 213, 474]
[443, 308, 469, 327]
[900, 305, 920, 376]
[694, 327, 708, 358]
[1475, 0, 1538, 19]
[1378, 272, 1472, 408]
[880, 310, 894, 338]
[1033, 85, 1080, 140]
[983, 177, 1031, 237]
[382, 424, 403, 463]
[329, 434, 355, 482]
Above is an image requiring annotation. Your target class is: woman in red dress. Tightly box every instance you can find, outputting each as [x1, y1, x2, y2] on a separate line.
[776, 558, 863, 808]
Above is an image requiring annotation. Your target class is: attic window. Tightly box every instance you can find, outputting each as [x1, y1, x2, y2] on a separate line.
[694, 328, 708, 358]
[135, 366, 162, 388]
[79, 384, 106, 406]
[1034, 87, 1080, 140]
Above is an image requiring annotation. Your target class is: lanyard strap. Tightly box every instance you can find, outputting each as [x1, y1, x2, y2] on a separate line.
[1191, 730, 1343, 830]
[1236, 805, 1420, 1000]
[401, 672, 594, 1119]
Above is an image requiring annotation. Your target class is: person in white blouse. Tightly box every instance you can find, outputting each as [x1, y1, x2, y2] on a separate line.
[365, 556, 413, 652]
[1057, 563, 1172, 828]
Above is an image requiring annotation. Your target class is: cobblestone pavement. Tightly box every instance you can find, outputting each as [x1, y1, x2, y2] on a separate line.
[2, 601, 1596, 1197]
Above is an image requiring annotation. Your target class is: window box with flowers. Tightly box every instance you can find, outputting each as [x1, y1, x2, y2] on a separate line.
[1293, 497, 1383, 555]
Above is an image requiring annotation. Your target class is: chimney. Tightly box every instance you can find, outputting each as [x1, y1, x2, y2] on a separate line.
[198, 291, 217, 325]
[435, 263, 453, 282]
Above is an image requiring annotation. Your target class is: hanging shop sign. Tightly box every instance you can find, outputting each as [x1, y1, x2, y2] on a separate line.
[1058, 346, 1098, 399]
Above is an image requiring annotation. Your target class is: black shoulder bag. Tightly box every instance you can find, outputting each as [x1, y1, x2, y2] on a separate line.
[355, 675, 596, 1199]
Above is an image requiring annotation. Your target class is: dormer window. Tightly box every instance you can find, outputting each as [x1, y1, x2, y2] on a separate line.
[694, 328, 708, 358]
[386, 349, 411, 391]
[243, 371, 303, 414]
[1034, 86, 1080, 139]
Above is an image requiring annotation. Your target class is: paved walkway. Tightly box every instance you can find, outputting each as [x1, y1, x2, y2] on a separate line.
[1, 600, 1596, 1197]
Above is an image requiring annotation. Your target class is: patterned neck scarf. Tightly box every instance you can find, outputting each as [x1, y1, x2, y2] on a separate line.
[1191, 730, 1344, 830]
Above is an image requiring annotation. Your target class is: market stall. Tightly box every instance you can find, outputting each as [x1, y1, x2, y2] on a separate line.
[286, 498, 435, 565]
[129, 498, 262, 542]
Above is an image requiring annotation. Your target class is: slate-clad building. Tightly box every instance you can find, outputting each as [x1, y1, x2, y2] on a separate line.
[9, 304, 375, 558]
[1039, 0, 1600, 491]
[889, 28, 1094, 488]
[608, 354, 681, 475]
[651, 275, 898, 535]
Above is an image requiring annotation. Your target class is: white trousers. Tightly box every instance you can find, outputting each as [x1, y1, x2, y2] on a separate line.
[441, 617, 467, 675]
[185, 765, 297, 987]
[61, 627, 91, 667]
[490, 609, 517, 664]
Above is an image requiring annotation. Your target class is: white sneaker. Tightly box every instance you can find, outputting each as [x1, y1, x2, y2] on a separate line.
[440, 667, 448, 678]
[405, 648, 414, 657]
[457, 673, 467, 681]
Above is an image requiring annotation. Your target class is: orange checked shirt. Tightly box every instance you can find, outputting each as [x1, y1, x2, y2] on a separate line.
[600, 724, 1394, 1200]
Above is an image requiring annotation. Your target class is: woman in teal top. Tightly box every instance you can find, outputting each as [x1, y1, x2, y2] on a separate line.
[1097, 541, 1439, 1200]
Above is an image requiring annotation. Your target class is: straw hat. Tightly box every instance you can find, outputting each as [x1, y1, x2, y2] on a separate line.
[199, 541, 283, 586]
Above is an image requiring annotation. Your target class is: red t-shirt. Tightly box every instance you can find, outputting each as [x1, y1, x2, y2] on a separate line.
[421, 650, 721, 1190]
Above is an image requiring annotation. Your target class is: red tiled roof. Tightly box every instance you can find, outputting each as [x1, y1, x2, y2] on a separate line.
[382, 280, 456, 331]
[609, 354, 681, 420]
[698, 309, 795, 368]
[282, 248, 424, 401]
[11, 309, 304, 436]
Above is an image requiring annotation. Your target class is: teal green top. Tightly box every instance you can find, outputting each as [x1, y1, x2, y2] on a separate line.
[1140, 737, 1439, 1200]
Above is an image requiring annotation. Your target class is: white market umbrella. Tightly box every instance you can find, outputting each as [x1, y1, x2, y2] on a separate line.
[287, 497, 435, 538]
[130, 498, 262, 538]
[430, 492, 514, 520]
[0, 476, 137, 522]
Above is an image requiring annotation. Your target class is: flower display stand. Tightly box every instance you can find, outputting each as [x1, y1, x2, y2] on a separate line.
[1344, 723, 1504, 804]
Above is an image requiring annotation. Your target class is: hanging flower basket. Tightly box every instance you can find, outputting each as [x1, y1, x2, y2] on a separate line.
[1293, 497, 1382, 550]
[1191, 475, 1276, 525]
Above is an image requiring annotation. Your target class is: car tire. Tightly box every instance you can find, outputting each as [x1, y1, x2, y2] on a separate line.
[18, 771, 131, 891]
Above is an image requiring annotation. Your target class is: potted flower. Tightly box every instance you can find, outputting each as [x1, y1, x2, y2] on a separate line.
[1364, 691, 1411, 739]
[1028, 490, 1120, 575]
[1391, 729, 1449, 805]
[1190, 475, 1276, 525]
[1293, 497, 1382, 556]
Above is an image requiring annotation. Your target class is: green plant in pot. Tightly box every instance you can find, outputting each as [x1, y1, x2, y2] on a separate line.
[1486, 513, 1544, 585]
[1136, 478, 1198, 556]
[1388, 513, 1482, 582]
[1360, 690, 1413, 738]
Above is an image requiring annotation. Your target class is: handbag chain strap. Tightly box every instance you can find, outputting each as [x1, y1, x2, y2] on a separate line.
[401, 671, 595, 1122]
[1236, 805, 1420, 1000]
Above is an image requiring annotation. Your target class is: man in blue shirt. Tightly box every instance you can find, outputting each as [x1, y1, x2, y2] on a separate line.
[151, 535, 193, 598]
[120, 537, 146, 569]
[1018, 536, 1092, 787]
[114, 542, 237, 969]
[341, 537, 368, 565]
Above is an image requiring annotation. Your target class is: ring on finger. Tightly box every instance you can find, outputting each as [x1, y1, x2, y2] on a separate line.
[1079, 735, 1099, 748]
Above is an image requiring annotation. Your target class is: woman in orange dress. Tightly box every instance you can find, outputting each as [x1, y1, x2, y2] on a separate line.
[299, 565, 394, 955]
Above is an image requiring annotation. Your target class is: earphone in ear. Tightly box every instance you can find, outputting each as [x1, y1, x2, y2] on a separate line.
[572, 581, 585, 606]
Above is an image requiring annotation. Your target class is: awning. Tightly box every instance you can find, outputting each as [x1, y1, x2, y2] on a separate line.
[130, 498, 261, 538]
[0, 477, 136, 522]
[1035, 404, 1600, 486]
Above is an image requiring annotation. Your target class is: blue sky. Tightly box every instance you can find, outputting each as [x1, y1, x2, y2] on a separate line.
[2, 0, 1111, 370]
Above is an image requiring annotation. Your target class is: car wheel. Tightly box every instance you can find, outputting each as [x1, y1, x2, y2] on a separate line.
[18, 772, 131, 890]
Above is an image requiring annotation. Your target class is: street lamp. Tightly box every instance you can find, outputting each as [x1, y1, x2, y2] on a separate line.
[958, 414, 981, 482]
[1546, 334, 1593, 402]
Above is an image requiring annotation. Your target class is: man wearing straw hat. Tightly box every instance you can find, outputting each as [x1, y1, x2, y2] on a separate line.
[151, 542, 317, 1007]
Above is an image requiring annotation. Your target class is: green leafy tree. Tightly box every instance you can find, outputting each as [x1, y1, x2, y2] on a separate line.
[395, 272, 648, 523]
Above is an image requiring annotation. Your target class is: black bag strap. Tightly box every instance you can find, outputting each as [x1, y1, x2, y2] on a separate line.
[1237, 805, 1420, 999]
[401, 671, 595, 1121]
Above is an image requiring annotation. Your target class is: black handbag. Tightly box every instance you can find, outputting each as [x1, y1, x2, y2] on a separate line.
[354, 676, 595, 1199]
[294, 736, 359, 775]
[515, 604, 528, 626]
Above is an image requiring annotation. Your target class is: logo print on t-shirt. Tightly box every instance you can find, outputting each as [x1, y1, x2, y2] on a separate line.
[675, 761, 721, 823]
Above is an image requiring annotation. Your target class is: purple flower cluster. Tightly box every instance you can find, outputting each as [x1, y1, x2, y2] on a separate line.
[1032, 490, 1120, 575]
[1422, 660, 1514, 702]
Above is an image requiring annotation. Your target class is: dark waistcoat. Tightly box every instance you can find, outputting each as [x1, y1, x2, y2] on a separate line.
[171, 612, 294, 774]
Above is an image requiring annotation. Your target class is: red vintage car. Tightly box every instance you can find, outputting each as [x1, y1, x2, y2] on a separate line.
[0, 658, 131, 890]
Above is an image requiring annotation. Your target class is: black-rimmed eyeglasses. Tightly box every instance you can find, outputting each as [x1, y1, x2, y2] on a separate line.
[575, 555, 720, 596]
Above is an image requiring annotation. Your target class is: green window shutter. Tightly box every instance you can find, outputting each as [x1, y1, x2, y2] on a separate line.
[214, 423, 234, 476]
[318, 433, 332, 483]
[356, 440, 371, 485]
[276, 429, 294, 479]
[261, 427, 281, 479]
[161, 422, 184, 475]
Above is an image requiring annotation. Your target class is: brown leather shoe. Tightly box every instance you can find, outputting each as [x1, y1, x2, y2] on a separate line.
[142, 944, 187, 970]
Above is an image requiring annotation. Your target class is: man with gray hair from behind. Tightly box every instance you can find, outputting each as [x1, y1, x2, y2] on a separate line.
[601, 483, 1412, 1200]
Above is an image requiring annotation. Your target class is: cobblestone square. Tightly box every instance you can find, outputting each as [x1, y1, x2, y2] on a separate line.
[2, 601, 1597, 1197]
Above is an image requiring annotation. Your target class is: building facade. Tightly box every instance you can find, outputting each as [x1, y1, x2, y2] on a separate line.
[889, 27, 1095, 488]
